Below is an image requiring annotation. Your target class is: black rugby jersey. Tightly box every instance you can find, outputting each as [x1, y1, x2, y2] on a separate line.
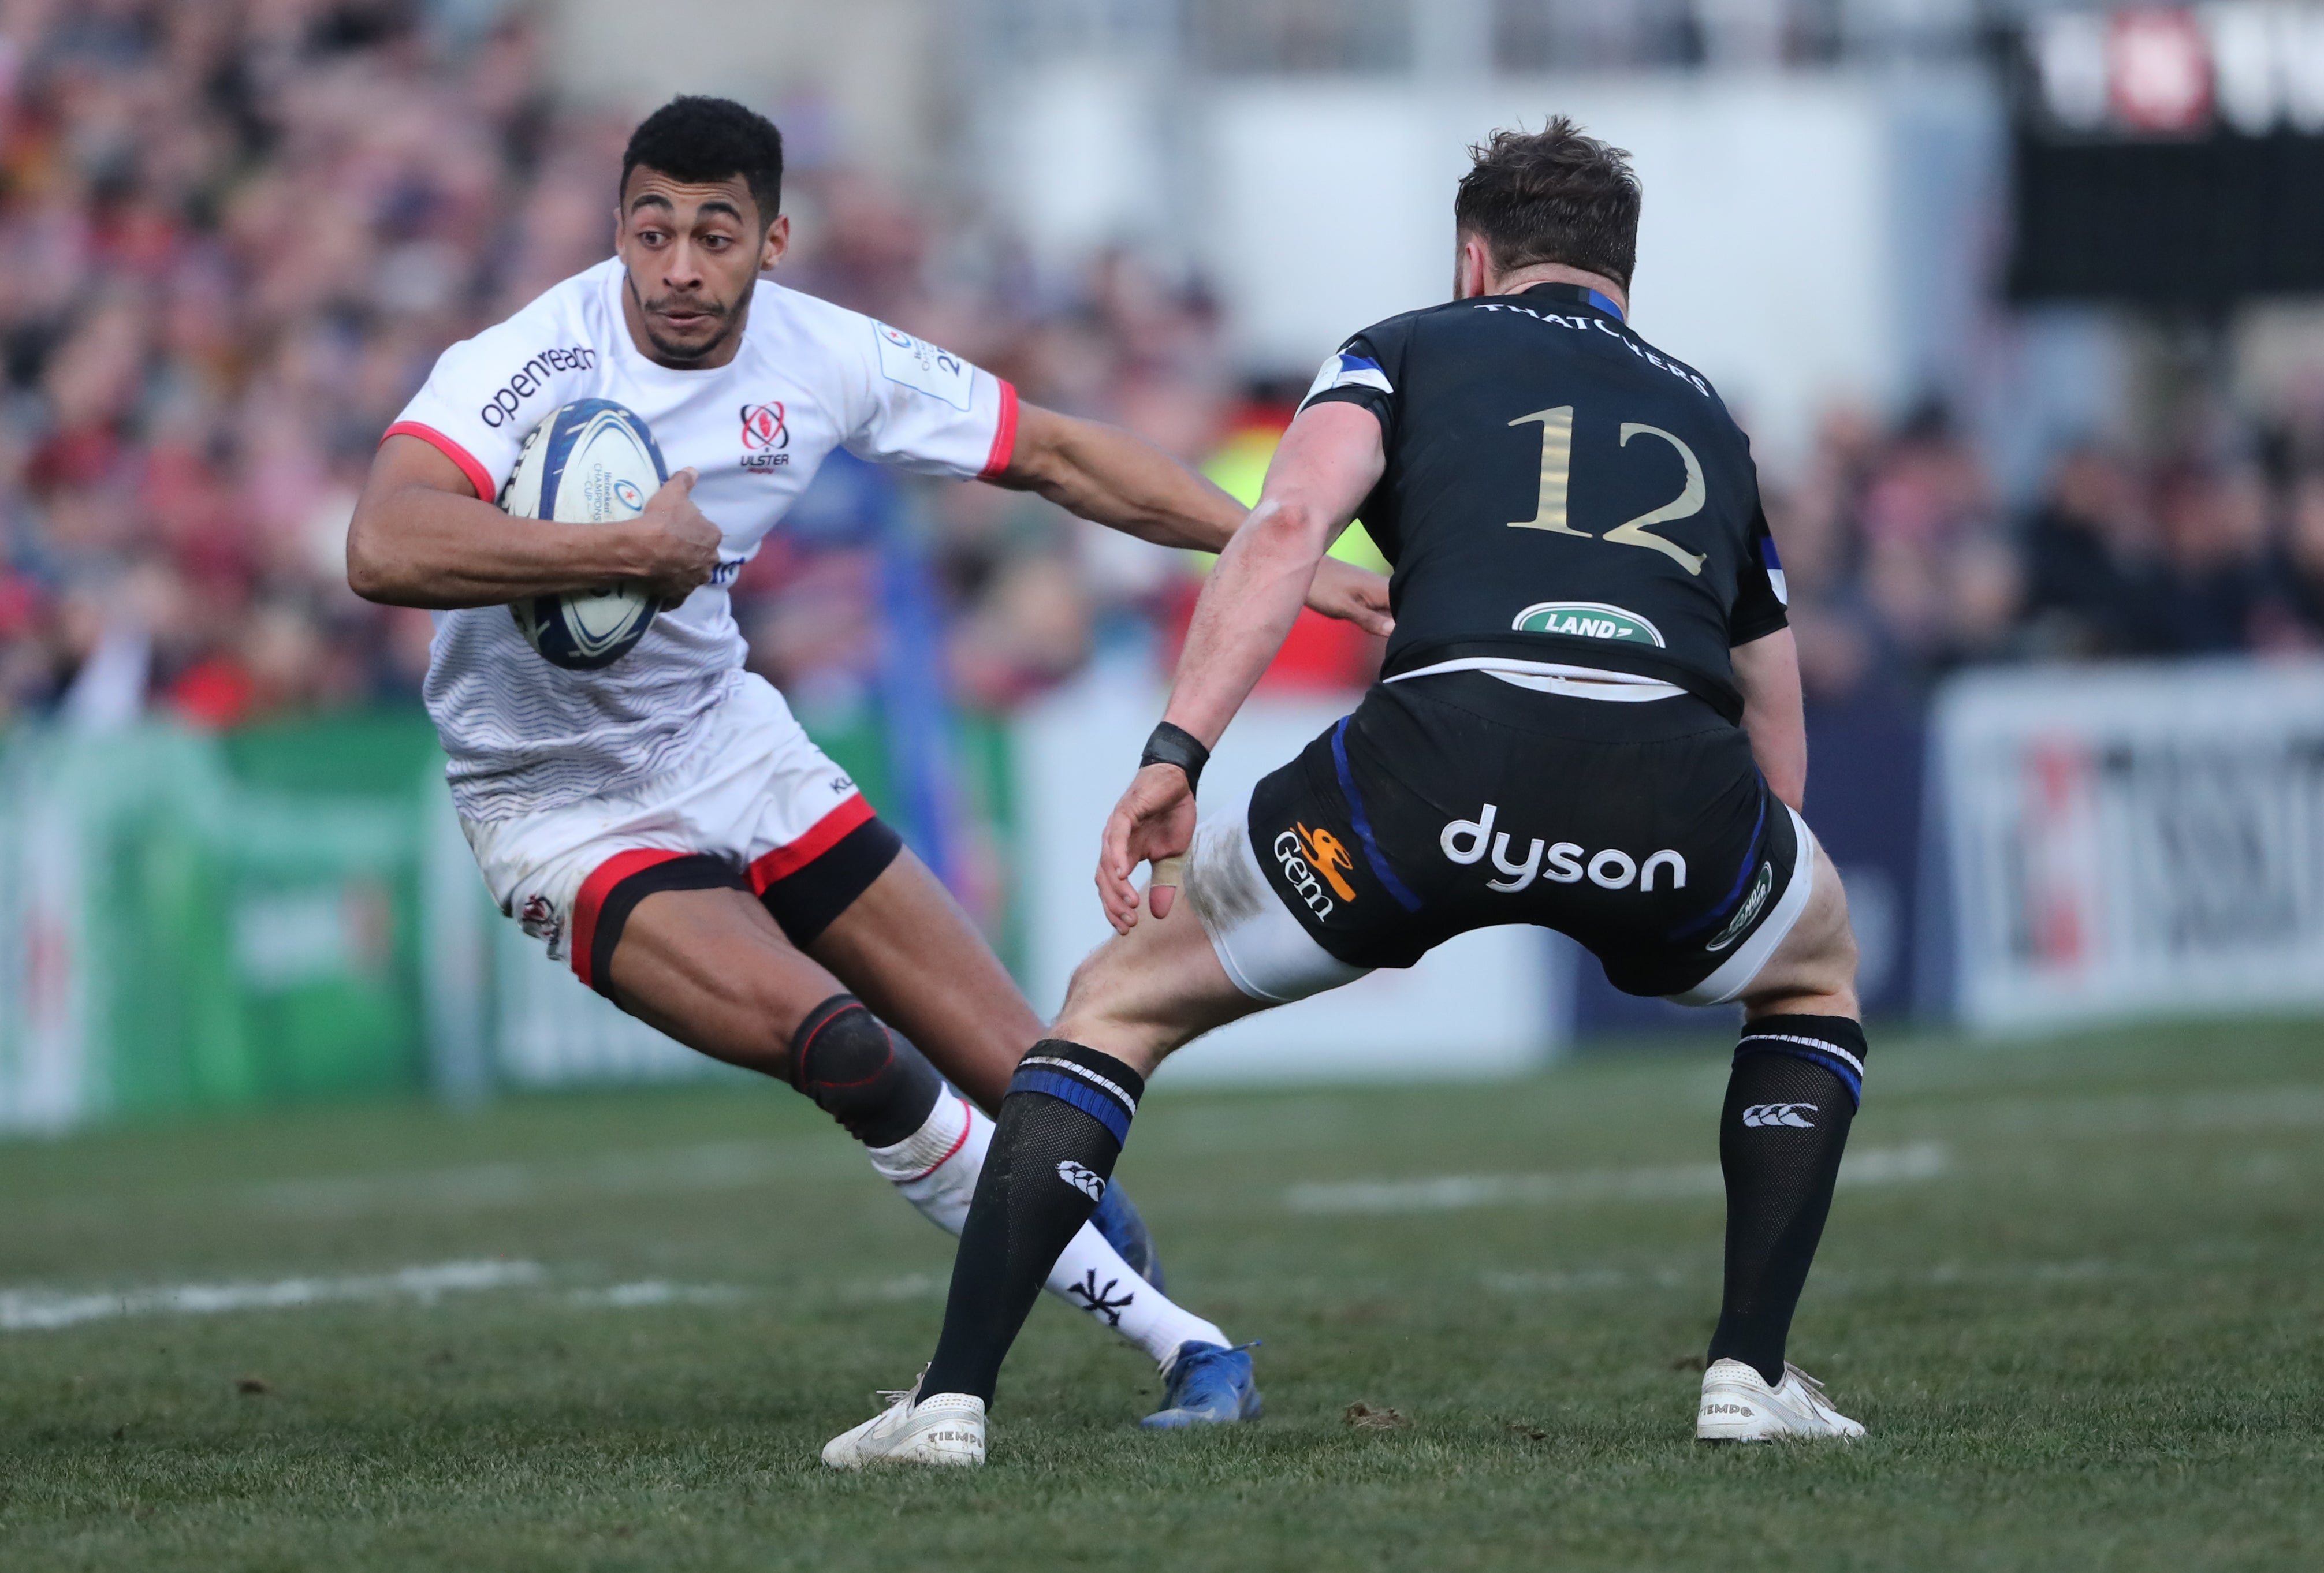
[1301, 282, 1787, 721]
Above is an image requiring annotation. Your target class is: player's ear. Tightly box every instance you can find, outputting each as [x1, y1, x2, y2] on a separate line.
[759, 213, 790, 273]
[1452, 233, 1491, 301]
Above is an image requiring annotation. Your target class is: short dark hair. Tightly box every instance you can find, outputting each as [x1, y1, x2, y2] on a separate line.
[1454, 118, 1640, 290]
[620, 96, 785, 227]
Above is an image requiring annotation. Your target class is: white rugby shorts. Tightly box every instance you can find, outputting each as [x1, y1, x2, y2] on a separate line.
[461, 675, 900, 994]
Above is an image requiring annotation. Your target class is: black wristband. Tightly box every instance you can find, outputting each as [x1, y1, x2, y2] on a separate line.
[1138, 721, 1210, 795]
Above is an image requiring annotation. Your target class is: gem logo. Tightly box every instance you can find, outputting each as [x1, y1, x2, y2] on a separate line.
[1513, 601, 1666, 646]
[1291, 823, 1358, 901]
[1273, 829, 1342, 916]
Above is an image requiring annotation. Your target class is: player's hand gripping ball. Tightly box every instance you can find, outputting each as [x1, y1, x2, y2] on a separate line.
[502, 400, 668, 670]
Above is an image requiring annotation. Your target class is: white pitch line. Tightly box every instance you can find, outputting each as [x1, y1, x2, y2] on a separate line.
[0, 1259, 544, 1333]
[1284, 1140, 1947, 1216]
[244, 1140, 807, 1219]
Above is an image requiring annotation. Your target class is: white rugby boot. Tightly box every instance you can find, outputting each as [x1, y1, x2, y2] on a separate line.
[821, 1373, 986, 1469]
[1695, 1358, 1865, 1442]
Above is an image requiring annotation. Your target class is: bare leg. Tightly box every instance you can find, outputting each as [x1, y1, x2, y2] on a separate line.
[1709, 828, 1868, 1393]
[607, 886, 843, 1076]
[914, 878, 1272, 1407]
[1739, 839, 1860, 1021]
[1051, 879, 1275, 1079]
[606, 877, 1228, 1364]
[806, 849, 1045, 1112]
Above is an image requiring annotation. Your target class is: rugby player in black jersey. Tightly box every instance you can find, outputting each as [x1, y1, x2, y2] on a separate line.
[825, 119, 1870, 1466]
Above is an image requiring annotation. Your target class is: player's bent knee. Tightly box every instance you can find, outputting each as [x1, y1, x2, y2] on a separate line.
[1057, 944, 1164, 1046]
[788, 993, 937, 1145]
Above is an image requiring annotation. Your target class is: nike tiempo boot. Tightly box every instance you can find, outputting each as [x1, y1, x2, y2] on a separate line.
[1142, 1341, 1262, 1429]
[822, 1373, 986, 1468]
[1091, 1181, 1166, 1290]
[1695, 1358, 1865, 1441]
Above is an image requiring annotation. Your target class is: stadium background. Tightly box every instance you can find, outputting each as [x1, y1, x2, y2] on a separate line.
[5, 7, 2324, 1570]
[3, 0, 2323, 1122]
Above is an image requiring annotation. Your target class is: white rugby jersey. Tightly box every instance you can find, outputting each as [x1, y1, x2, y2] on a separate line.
[388, 258, 1016, 821]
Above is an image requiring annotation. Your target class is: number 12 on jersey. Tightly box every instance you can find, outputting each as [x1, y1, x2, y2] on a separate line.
[1507, 406, 1708, 576]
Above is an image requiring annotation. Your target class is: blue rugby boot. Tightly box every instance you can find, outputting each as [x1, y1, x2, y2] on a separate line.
[1142, 1340, 1262, 1429]
[1092, 1181, 1165, 1290]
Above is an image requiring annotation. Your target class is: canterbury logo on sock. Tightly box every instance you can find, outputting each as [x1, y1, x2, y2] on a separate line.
[1742, 1102, 1818, 1128]
[1056, 1159, 1108, 1201]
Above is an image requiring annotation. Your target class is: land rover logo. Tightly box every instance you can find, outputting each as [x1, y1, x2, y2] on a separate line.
[1513, 601, 1666, 646]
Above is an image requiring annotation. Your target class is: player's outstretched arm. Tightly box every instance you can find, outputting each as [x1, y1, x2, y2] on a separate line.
[1732, 627, 1807, 811]
[994, 401, 1392, 636]
[1096, 401, 1387, 931]
[346, 434, 722, 610]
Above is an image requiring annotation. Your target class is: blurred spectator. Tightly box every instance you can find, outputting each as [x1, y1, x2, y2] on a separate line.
[6, 1, 2324, 755]
[2154, 461, 2273, 655]
[2269, 471, 2324, 648]
[2020, 444, 2168, 659]
[0, 0, 608, 731]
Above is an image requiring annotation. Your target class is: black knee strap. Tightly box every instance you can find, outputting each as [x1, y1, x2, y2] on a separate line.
[789, 994, 941, 1147]
[1734, 1014, 1867, 1109]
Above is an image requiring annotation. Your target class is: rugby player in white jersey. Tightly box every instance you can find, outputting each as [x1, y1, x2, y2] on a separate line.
[346, 96, 1389, 1426]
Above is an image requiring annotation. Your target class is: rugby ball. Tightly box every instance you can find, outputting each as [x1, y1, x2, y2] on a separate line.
[501, 400, 668, 670]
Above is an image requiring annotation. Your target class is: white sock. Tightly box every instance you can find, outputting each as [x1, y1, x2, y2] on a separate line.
[867, 1094, 1230, 1366]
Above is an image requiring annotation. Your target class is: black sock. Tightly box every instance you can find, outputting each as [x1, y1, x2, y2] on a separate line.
[1707, 1015, 1867, 1386]
[788, 994, 941, 1148]
[921, 1039, 1144, 1404]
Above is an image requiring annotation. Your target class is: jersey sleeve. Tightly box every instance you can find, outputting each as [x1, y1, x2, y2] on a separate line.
[841, 319, 1018, 480]
[385, 288, 602, 500]
[1297, 322, 1405, 447]
[1730, 498, 1791, 645]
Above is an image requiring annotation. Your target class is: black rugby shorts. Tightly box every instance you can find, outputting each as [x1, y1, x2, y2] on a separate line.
[1243, 672, 1802, 1000]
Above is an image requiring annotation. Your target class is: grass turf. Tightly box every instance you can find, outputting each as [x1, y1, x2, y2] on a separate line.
[2, 1019, 2321, 1571]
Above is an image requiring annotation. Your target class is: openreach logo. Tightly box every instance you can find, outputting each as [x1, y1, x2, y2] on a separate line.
[1741, 1103, 1818, 1128]
[477, 345, 598, 427]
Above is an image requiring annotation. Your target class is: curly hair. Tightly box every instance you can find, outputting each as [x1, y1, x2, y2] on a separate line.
[621, 96, 786, 227]
[1454, 117, 1641, 289]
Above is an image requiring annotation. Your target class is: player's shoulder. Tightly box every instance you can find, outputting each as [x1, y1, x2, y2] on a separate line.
[747, 281, 985, 414]
[479, 257, 619, 339]
[404, 259, 615, 439]
[1336, 302, 1443, 358]
[1621, 327, 1720, 402]
[1621, 328, 1752, 446]
[740, 277, 884, 360]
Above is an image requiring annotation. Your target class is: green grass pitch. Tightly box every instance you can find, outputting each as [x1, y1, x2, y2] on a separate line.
[3, 1018, 2321, 1571]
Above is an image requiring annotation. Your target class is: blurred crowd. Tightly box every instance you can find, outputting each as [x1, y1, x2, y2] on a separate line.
[4, 0, 2324, 740]
[1772, 390, 2324, 708]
